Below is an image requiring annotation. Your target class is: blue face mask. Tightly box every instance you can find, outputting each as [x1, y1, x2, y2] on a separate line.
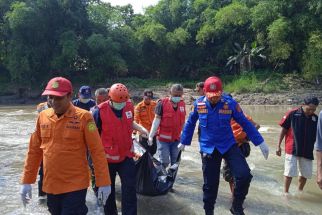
[112, 102, 126, 110]
[171, 96, 181, 103]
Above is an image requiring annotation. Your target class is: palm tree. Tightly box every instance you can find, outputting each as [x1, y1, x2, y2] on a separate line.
[226, 42, 266, 73]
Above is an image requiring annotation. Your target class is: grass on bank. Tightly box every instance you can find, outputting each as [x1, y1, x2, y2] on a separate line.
[102, 77, 197, 90]
[223, 71, 289, 94]
[0, 71, 302, 96]
[103, 71, 290, 94]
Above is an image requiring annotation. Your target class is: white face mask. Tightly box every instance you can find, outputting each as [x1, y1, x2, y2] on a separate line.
[112, 102, 126, 110]
[80, 98, 90, 104]
[171, 96, 181, 103]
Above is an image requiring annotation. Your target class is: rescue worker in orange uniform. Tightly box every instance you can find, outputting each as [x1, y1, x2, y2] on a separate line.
[134, 89, 157, 155]
[148, 84, 186, 168]
[20, 77, 112, 214]
[36, 99, 52, 198]
[92, 83, 149, 215]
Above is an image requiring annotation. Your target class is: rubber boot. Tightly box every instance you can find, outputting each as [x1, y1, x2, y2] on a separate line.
[205, 210, 214, 215]
[230, 201, 245, 215]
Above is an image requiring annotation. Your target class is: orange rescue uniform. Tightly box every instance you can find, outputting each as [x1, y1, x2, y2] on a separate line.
[231, 114, 254, 146]
[134, 100, 157, 131]
[21, 103, 111, 194]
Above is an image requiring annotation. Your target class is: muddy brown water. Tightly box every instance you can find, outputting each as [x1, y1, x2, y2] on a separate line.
[0, 105, 321, 215]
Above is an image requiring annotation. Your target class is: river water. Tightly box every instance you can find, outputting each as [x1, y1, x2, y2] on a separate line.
[0, 105, 321, 215]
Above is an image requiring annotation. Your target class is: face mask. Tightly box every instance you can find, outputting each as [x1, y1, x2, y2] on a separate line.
[112, 102, 126, 110]
[171, 96, 181, 103]
[80, 98, 90, 104]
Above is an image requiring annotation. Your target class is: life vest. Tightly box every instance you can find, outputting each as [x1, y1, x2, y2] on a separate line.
[158, 97, 186, 142]
[231, 115, 252, 146]
[99, 100, 134, 163]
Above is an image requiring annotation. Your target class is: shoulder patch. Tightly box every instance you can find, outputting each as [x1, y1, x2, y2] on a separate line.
[87, 121, 97, 132]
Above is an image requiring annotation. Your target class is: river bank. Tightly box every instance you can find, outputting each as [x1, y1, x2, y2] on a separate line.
[1, 86, 321, 106]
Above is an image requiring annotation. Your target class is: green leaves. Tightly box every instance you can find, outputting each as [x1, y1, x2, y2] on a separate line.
[250, 2, 278, 31]
[215, 2, 250, 33]
[267, 17, 293, 61]
[166, 27, 190, 47]
[136, 22, 167, 44]
[303, 31, 322, 80]
[0, 0, 322, 86]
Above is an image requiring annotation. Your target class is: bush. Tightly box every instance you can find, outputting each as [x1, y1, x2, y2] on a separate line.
[223, 71, 287, 94]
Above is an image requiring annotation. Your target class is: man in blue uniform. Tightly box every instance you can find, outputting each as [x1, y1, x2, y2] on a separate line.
[179, 76, 269, 215]
[72, 86, 96, 111]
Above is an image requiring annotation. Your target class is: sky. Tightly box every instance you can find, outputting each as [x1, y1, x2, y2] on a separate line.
[102, 0, 160, 14]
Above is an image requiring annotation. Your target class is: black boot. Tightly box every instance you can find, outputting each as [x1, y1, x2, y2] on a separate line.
[230, 204, 245, 215]
[205, 210, 214, 215]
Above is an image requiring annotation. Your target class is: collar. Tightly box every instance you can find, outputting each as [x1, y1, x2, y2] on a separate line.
[46, 102, 75, 119]
[204, 96, 223, 108]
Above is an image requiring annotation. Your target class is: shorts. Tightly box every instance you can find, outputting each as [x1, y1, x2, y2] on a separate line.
[284, 154, 312, 179]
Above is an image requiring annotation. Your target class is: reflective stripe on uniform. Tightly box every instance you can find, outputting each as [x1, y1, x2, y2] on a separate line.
[159, 134, 172, 140]
[105, 154, 120, 160]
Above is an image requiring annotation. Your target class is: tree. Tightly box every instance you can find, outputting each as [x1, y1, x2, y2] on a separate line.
[267, 17, 293, 70]
[303, 31, 322, 83]
[226, 42, 266, 73]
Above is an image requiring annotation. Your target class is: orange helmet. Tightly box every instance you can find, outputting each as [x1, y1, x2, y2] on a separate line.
[109, 83, 129, 102]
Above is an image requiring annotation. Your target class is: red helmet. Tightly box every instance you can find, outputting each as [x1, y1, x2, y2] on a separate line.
[109, 83, 129, 102]
[204, 76, 223, 97]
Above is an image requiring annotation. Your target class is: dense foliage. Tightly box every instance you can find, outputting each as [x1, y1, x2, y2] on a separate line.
[0, 0, 321, 87]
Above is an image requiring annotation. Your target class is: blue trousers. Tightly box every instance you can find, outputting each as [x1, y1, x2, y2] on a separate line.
[104, 157, 137, 215]
[47, 189, 88, 215]
[157, 140, 180, 167]
[202, 144, 252, 213]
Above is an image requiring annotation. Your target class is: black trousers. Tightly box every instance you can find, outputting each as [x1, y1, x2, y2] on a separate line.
[38, 162, 46, 196]
[202, 145, 252, 213]
[104, 157, 137, 215]
[47, 189, 88, 215]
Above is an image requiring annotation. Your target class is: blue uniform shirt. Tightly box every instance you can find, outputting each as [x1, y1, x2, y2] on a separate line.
[72, 99, 96, 111]
[180, 95, 264, 154]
